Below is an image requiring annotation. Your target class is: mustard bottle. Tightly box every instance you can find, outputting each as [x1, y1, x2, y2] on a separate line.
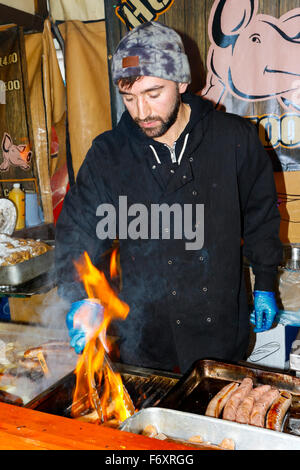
[8, 183, 25, 230]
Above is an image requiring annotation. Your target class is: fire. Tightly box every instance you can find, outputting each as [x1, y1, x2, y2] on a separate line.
[110, 246, 118, 279]
[71, 250, 134, 423]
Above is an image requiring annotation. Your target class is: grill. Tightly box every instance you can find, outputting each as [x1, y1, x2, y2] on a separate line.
[24, 358, 300, 445]
[25, 363, 181, 418]
[20, 357, 300, 451]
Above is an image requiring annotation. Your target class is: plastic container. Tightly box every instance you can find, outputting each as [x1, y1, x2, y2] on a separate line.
[25, 190, 41, 227]
[8, 183, 25, 230]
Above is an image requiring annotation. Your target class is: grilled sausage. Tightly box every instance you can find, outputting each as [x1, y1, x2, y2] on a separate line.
[142, 424, 158, 438]
[188, 435, 203, 443]
[266, 391, 292, 431]
[19, 357, 42, 370]
[219, 438, 235, 450]
[249, 388, 280, 428]
[24, 341, 72, 359]
[223, 377, 253, 421]
[235, 394, 255, 424]
[205, 382, 239, 418]
[235, 385, 271, 424]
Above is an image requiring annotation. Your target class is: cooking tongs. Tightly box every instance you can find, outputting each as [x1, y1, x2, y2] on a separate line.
[88, 336, 135, 423]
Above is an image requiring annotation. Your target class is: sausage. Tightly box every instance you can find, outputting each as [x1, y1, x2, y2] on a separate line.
[19, 357, 42, 370]
[205, 382, 239, 418]
[235, 394, 255, 424]
[188, 435, 203, 443]
[219, 438, 235, 450]
[266, 390, 292, 431]
[24, 341, 72, 359]
[249, 388, 280, 428]
[235, 385, 271, 424]
[142, 424, 158, 438]
[223, 377, 253, 421]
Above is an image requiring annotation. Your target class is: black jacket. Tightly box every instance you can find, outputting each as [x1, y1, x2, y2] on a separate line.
[55, 93, 282, 373]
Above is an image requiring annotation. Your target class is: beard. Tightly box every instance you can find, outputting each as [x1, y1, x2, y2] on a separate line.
[135, 87, 181, 138]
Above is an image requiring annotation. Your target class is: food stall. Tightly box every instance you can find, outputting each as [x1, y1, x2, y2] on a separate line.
[0, 0, 300, 452]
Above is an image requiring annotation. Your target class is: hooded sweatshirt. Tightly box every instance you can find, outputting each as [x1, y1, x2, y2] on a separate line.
[55, 92, 282, 373]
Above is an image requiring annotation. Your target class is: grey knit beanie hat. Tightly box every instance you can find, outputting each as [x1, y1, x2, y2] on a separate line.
[112, 21, 191, 85]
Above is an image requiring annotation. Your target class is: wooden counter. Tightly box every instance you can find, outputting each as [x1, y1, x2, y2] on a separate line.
[0, 402, 213, 450]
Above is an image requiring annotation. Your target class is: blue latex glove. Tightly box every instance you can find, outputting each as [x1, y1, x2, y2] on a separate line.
[275, 309, 300, 327]
[250, 290, 278, 333]
[66, 299, 104, 354]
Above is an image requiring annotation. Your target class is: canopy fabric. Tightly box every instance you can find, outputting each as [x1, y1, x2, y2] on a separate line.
[49, 0, 105, 22]
[58, 20, 111, 179]
[1, 0, 35, 15]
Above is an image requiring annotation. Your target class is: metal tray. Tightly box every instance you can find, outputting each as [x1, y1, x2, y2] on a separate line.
[0, 248, 54, 286]
[120, 407, 300, 450]
[0, 322, 77, 405]
[158, 359, 300, 436]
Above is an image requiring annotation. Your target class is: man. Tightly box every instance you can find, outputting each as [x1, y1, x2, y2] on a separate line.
[55, 21, 282, 373]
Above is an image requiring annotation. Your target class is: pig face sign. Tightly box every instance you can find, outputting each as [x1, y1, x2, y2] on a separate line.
[202, 0, 300, 113]
[1, 133, 32, 172]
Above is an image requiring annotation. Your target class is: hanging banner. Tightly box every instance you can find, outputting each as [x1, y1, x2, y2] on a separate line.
[0, 27, 40, 198]
[201, 0, 300, 171]
[115, 0, 175, 30]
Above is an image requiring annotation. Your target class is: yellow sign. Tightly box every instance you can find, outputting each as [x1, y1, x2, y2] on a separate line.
[116, 0, 175, 29]
[246, 114, 300, 150]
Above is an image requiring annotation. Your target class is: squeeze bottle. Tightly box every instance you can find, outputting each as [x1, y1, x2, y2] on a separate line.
[8, 183, 25, 230]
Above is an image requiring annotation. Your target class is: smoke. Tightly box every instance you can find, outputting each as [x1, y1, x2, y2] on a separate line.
[35, 288, 70, 333]
[0, 290, 79, 406]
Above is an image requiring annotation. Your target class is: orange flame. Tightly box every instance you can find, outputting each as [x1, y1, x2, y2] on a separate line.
[71, 251, 133, 423]
[110, 247, 118, 279]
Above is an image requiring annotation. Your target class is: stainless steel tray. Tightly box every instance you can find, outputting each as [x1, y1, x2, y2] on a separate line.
[0, 322, 77, 405]
[158, 359, 300, 436]
[120, 407, 300, 450]
[0, 249, 54, 286]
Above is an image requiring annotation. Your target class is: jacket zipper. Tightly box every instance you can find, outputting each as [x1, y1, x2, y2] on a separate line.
[164, 142, 177, 163]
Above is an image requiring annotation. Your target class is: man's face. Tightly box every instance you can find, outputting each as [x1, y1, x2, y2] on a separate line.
[118, 76, 187, 138]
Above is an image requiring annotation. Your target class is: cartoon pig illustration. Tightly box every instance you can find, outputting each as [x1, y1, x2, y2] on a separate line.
[201, 0, 300, 112]
[1, 133, 32, 171]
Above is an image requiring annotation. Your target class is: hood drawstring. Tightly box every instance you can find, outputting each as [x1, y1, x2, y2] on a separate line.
[149, 145, 161, 164]
[177, 133, 189, 165]
[149, 133, 190, 166]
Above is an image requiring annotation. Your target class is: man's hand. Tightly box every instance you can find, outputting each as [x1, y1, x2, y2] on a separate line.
[250, 290, 278, 333]
[66, 299, 104, 353]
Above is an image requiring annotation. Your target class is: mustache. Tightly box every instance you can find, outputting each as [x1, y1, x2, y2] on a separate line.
[135, 116, 163, 124]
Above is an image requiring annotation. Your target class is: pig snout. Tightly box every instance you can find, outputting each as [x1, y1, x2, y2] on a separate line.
[7, 146, 30, 169]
